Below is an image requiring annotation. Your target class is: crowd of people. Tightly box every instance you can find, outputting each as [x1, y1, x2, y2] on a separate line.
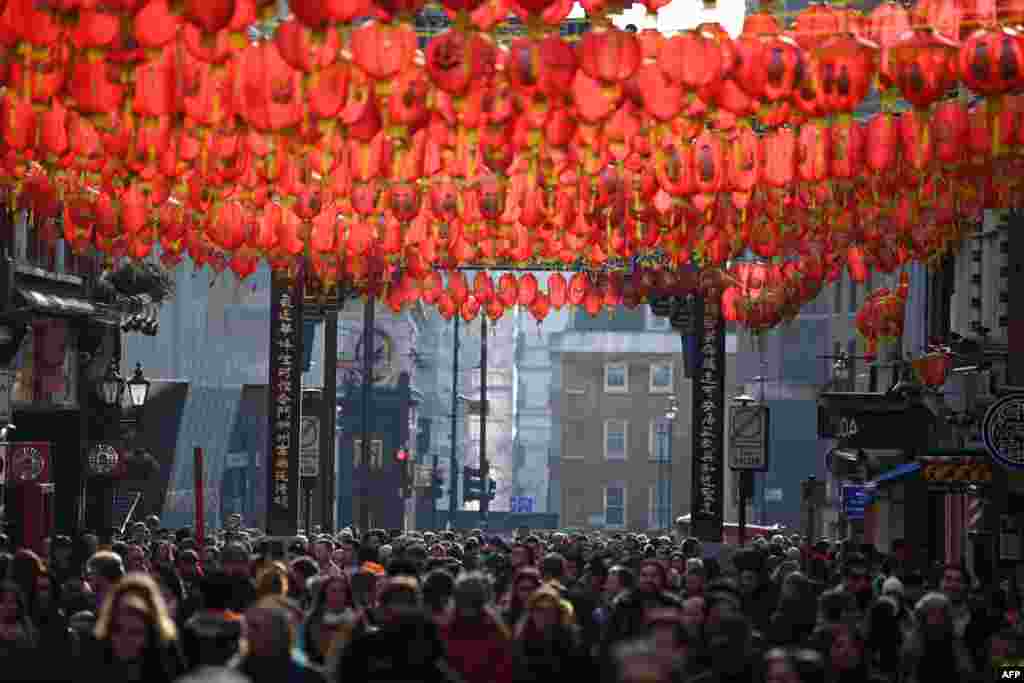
[0, 515, 1019, 682]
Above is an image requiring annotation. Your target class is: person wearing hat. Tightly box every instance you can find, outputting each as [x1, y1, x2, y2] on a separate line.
[182, 571, 245, 669]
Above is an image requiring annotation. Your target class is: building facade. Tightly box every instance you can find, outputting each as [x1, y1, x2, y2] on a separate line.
[551, 306, 737, 532]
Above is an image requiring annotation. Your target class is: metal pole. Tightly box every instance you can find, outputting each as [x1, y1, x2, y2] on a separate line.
[359, 296, 375, 534]
[322, 310, 338, 532]
[449, 315, 460, 529]
[432, 450, 439, 530]
[479, 316, 489, 528]
[738, 471, 749, 546]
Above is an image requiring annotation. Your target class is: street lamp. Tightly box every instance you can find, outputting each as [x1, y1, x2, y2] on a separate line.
[98, 360, 125, 407]
[125, 363, 151, 408]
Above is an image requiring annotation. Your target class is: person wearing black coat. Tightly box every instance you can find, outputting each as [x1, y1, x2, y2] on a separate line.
[336, 607, 463, 683]
[600, 559, 682, 664]
[181, 572, 244, 671]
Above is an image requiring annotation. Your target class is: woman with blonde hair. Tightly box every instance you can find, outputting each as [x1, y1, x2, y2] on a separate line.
[254, 561, 290, 599]
[511, 585, 591, 682]
[77, 573, 185, 683]
[230, 597, 323, 683]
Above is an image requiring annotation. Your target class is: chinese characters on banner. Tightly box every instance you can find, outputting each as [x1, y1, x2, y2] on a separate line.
[266, 263, 305, 536]
[690, 296, 725, 542]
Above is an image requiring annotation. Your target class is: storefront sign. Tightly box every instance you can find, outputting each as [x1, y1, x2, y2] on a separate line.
[690, 296, 725, 543]
[920, 455, 993, 488]
[842, 484, 872, 520]
[266, 263, 305, 536]
[982, 394, 1024, 470]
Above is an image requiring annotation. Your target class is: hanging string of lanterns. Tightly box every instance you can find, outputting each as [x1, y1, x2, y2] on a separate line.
[2, 0, 1022, 328]
[854, 271, 910, 358]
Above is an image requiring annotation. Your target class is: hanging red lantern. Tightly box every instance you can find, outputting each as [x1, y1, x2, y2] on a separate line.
[888, 28, 960, 110]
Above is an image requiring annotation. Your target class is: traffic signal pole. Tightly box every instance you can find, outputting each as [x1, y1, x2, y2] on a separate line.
[479, 316, 489, 528]
[449, 315, 460, 529]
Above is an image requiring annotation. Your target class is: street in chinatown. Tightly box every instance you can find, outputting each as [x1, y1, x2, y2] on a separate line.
[0, 0, 1023, 681]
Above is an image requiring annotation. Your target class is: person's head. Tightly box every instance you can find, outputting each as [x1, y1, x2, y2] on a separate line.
[318, 575, 352, 613]
[612, 638, 672, 683]
[511, 566, 542, 609]
[638, 559, 667, 594]
[842, 553, 872, 602]
[817, 588, 856, 627]
[422, 568, 455, 615]
[452, 571, 493, 621]
[0, 581, 27, 626]
[764, 648, 800, 683]
[681, 596, 705, 635]
[510, 543, 533, 570]
[242, 598, 294, 659]
[939, 563, 969, 604]
[541, 552, 566, 583]
[95, 573, 177, 663]
[606, 565, 635, 598]
[377, 576, 421, 622]
[175, 666, 252, 683]
[220, 543, 250, 579]
[524, 585, 567, 633]
[255, 562, 289, 599]
[915, 591, 954, 641]
[175, 549, 201, 580]
[86, 551, 126, 600]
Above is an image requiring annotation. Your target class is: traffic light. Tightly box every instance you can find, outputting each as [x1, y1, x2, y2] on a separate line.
[397, 449, 413, 499]
[488, 478, 497, 500]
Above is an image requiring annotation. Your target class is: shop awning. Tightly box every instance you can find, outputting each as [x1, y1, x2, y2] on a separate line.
[870, 462, 921, 487]
[16, 288, 97, 316]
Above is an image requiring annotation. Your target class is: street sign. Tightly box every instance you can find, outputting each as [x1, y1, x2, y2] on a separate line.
[817, 394, 934, 451]
[299, 416, 320, 478]
[510, 496, 535, 513]
[414, 464, 433, 488]
[982, 393, 1024, 470]
[764, 487, 783, 502]
[729, 405, 769, 471]
[842, 484, 872, 520]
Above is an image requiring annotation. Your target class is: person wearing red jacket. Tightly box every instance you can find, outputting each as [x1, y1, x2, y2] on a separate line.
[440, 572, 513, 683]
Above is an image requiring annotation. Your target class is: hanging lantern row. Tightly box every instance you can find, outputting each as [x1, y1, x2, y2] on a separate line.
[2, 0, 1023, 329]
[854, 271, 910, 358]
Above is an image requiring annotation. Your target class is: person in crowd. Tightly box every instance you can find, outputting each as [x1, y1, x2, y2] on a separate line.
[229, 597, 323, 683]
[422, 568, 456, 626]
[503, 566, 542, 628]
[939, 561, 992, 670]
[768, 572, 817, 648]
[601, 559, 682, 659]
[688, 612, 759, 683]
[336, 606, 461, 683]
[176, 665, 253, 683]
[441, 571, 513, 683]
[303, 575, 364, 668]
[901, 591, 974, 683]
[684, 559, 707, 600]
[78, 573, 185, 683]
[182, 571, 245, 670]
[84, 550, 126, 613]
[510, 584, 591, 682]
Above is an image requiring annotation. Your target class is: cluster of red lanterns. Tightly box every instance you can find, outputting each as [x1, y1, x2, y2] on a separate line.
[854, 271, 910, 358]
[2, 0, 1022, 327]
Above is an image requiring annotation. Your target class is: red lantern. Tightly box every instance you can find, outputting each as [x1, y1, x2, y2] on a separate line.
[888, 28, 960, 110]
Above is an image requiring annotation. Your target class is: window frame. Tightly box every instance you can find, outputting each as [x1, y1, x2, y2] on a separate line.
[604, 419, 628, 461]
[604, 362, 629, 394]
[604, 484, 627, 529]
[648, 418, 672, 463]
[649, 361, 674, 394]
[648, 480, 672, 530]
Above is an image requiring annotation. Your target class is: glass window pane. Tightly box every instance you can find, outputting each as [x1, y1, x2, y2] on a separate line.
[606, 487, 623, 506]
[652, 364, 671, 387]
[607, 365, 625, 386]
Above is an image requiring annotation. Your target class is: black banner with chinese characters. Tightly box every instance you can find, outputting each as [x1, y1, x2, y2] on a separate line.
[266, 262, 305, 536]
[690, 296, 725, 543]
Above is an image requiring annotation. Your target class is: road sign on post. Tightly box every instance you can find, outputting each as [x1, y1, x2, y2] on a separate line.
[729, 405, 769, 471]
[299, 416, 320, 478]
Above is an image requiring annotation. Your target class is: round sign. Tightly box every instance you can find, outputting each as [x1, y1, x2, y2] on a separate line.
[13, 446, 44, 482]
[87, 444, 120, 476]
[982, 394, 1024, 470]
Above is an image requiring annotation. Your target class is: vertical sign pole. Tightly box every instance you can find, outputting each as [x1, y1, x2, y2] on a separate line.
[359, 295, 375, 534]
[194, 447, 204, 547]
[479, 316, 489, 528]
[689, 296, 726, 542]
[322, 310, 338, 532]
[449, 315, 460, 529]
[267, 260, 305, 537]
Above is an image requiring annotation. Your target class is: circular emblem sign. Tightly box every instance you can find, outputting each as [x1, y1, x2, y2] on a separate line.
[982, 394, 1024, 470]
[87, 444, 120, 476]
[13, 446, 44, 482]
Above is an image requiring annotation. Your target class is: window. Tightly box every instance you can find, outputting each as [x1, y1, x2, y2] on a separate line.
[605, 485, 626, 528]
[649, 362, 673, 393]
[646, 307, 671, 331]
[604, 420, 628, 460]
[648, 480, 672, 530]
[604, 363, 628, 393]
[649, 418, 672, 463]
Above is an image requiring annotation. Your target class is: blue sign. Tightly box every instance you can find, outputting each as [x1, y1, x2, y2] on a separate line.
[510, 496, 534, 514]
[982, 394, 1024, 471]
[842, 485, 872, 520]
